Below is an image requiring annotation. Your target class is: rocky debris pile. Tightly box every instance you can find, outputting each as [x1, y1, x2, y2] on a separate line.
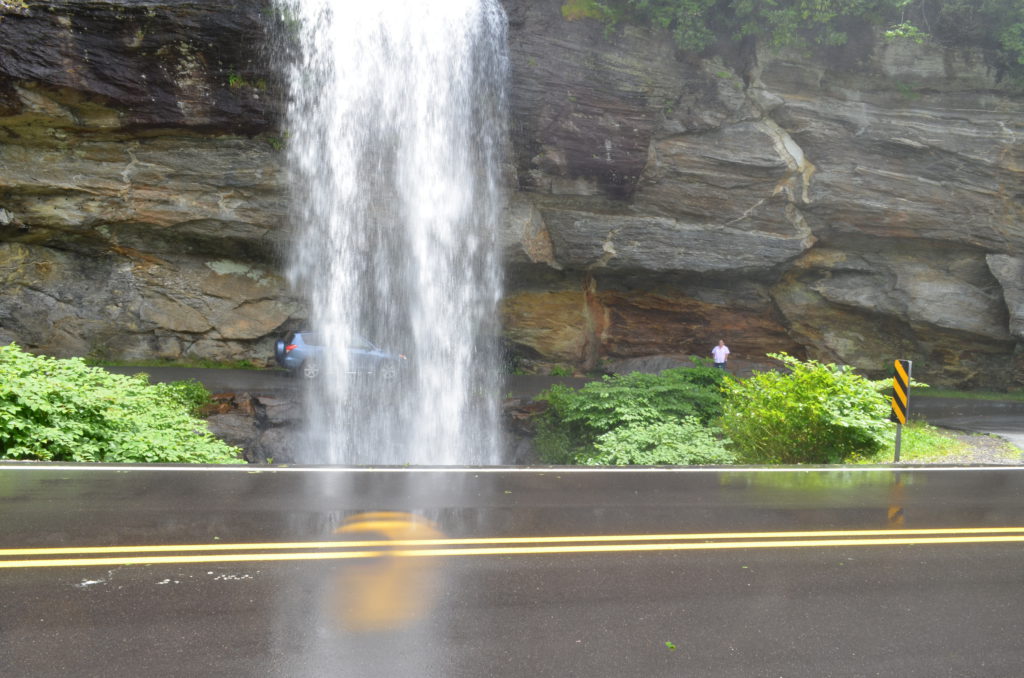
[203, 392, 301, 464]
[202, 388, 545, 465]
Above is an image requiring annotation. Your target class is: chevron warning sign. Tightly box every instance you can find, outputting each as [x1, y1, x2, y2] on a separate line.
[890, 359, 911, 425]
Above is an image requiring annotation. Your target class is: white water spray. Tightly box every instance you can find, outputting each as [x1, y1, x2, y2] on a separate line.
[278, 0, 508, 465]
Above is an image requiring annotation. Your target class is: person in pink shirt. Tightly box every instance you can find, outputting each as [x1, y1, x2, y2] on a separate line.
[711, 340, 730, 370]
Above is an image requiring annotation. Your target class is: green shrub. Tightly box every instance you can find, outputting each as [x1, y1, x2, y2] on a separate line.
[590, 418, 736, 465]
[720, 353, 891, 464]
[154, 378, 213, 415]
[534, 361, 732, 464]
[0, 344, 241, 464]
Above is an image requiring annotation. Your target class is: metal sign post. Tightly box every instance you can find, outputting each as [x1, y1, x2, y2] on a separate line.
[890, 359, 912, 462]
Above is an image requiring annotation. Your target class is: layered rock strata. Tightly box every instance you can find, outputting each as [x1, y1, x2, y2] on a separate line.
[501, 1, 1023, 387]
[0, 0, 292, 362]
[1, 0, 1022, 387]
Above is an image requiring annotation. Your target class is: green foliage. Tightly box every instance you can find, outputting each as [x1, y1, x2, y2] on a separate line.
[566, 0, 1024, 79]
[854, 421, 970, 462]
[1007, 22, 1024, 65]
[0, 344, 241, 464]
[563, 0, 614, 21]
[0, 0, 27, 24]
[917, 388, 1024, 402]
[590, 417, 736, 465]
[719, 353, 892, 464]
[569, 0, 895, 51]
[227, 73, 267, 91]
[884, 0, 1024, 74]
[885, 21, 928, 43]
[154, 379, 213, 415]
[627, 0, 719, 50]
[535, 361, 733, 465]
[856, 421, 1019, 464]
[85, 357, 257, 369]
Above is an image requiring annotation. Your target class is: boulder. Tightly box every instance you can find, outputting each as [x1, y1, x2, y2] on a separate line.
[988, 255, 1024, 340]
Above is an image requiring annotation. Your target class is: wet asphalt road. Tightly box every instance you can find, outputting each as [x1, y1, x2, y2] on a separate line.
[912, 398, 1024, 450]
[2, 465, 1024, 677]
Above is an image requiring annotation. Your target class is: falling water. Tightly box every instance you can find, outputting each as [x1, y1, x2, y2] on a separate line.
[278, 0, 508, 465]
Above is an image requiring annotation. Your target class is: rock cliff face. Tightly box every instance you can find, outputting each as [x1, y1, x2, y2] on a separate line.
[0, 0, 291, 362]
[502, 1, 1024, 387]
[1, 0, 1022, 387]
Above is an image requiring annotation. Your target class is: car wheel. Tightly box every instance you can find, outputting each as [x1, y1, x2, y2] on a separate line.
[301, 360, 321, 380]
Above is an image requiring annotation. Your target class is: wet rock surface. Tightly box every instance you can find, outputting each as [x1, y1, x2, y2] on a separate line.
[500, 1, 1024, 388]
[204, 391, 302, 464]
[0, 0, 293, 365]
[0, 0, 1022, 388]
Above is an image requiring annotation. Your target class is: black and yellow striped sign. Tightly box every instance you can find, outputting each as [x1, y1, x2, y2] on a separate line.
[890, 359, 911, 424]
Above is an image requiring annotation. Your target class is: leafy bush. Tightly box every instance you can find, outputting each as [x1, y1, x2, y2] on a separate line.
[534, 362, 733, 465]
[0, 344, 241, 464]
[590, 417, 736, 465]
[719, 353, 891, 464]
[154, 378, 215, 416]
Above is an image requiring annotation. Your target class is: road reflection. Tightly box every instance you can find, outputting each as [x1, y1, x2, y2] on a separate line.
[331, 512, 444, 631]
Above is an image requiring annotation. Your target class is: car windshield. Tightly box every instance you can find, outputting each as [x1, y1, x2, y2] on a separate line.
[350, 338, 376, 351]
[297, 333, 378, 351]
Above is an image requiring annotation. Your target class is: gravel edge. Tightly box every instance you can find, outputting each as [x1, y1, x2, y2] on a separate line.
[916, 429, 1024, 465]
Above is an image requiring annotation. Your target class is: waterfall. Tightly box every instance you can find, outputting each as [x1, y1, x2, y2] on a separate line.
[278, 0, 508, 465]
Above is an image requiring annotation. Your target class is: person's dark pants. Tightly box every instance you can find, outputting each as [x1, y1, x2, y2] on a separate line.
[713, 362, 727, 370]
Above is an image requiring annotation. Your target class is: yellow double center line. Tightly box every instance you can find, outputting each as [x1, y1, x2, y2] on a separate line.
[2, 527, 1023, 569]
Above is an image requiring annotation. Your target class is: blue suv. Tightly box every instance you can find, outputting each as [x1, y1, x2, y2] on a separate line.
[274, 331, 407, 380]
